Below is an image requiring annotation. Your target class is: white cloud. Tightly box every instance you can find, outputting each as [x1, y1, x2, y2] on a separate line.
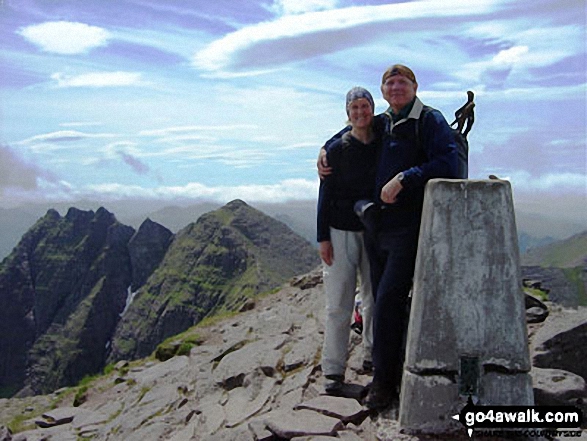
[51, 72, 145, 88]
[138, 124, 258, 137]
[59, 122, 104, 128]
[492, 46, 529, 65]
[19, 131, 117, 145]
[81, 178, 319, 202]
[269, 0, 339, 15]
[457, 23, 584, 85]
[18, 21, 111, 54]
[506, 171, 587, 192]
[193, 0, 506, 75]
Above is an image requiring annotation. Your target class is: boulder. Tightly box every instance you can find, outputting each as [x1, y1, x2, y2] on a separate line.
[531, 308, 587, 380]
[0, 426, 11, 441]
[264, 409, 344, 438]
[531, 367, 587, 415]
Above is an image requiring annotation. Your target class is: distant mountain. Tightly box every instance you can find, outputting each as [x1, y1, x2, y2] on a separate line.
[0, 200, 318, 397]
[521, 230, 587, 307]
[518, 232, 556, 254]
[0, 208, 138, 396]
[108, 199, 320, 362]
[2, 199, 585, 261]
[522, 230, 587, 268]
[123, 202, 222, 232]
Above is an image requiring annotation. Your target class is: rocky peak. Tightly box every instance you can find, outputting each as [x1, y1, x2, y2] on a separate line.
[64, 206, 95, 223]
[0, 201, 319, 399]
[128, 218, 173, 291]
[0, 207, 135, 396]
[43, 209, 60, 222]
[108, 201, 320, 362]
[224, 199, 249, 211]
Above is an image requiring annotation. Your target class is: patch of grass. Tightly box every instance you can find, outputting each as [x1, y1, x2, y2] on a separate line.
[73, 385, 89, 407]
[103, 363, 116, 376]
[7, 412, 37, 434]
[524, 287, 549, 302]
[563, 267, 587, 306]
[136, 386, 151, 405]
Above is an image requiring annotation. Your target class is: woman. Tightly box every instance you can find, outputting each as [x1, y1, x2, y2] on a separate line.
[316, 87, 378, 395]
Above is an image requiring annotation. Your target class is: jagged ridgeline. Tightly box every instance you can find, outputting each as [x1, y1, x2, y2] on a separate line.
[0, 200, 320, 397]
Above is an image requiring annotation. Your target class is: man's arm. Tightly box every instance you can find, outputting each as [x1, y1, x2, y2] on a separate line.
[317, 125, 351, 179]
[380, 110, 457, 204]
[401, 110, 458, 188]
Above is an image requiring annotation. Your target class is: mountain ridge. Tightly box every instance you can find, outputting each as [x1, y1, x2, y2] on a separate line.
[0, 200, 319, 397]
[2, 199, 585, 260]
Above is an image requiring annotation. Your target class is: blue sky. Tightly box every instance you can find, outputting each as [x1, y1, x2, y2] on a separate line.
[1, 0, 585, 222]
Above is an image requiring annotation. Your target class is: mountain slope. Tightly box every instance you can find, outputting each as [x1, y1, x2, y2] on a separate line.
[0, 208, 135, 396]
[522, 230, 587, 268]
[109, 199, 320, 361]
[110, 200, 319, 361]
[0, 200, 319, 396]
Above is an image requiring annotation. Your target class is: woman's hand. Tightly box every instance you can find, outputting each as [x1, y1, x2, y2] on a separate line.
[319, 241, 334, 266]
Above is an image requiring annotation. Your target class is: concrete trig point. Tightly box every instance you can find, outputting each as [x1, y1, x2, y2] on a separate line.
[399, 179, 534, 434]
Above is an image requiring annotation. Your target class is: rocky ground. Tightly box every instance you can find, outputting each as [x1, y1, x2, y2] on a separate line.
[1, 268, 586, 440]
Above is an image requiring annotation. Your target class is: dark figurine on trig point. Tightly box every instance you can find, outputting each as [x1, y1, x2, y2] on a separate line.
[451, 91, 475, 139]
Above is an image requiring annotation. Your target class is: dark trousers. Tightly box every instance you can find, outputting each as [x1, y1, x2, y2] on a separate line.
[364, 224, 419, 391]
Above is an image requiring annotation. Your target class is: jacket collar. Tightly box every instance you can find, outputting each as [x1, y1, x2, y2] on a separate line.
[384, 96, 423, 127]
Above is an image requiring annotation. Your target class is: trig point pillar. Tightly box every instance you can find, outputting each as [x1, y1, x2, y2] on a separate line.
[399, 179, 533, 434]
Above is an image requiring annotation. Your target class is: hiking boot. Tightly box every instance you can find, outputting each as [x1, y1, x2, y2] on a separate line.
[324, 374, 344, 396]
[364, 381, 397, 410]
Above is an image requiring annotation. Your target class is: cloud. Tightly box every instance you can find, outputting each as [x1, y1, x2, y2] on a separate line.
[18, 21, 111, 54]
[493, 45, 529, 64]
[506, 171, 587, 193]
[117, 151, 150, 175]
[0, 144, 57, 193]
[51, 72, 145, 88]
[138, 124, 257, 137]
[59, 122, 104, 128]
[82, 178, 319, 202]
[268, 0, 339, 15]
[19, 131, 116, 145]
[457, 23, 583, 87]
[193, 0, 505, 75]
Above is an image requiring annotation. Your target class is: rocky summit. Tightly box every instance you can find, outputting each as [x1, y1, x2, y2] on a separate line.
[0, 207, 136, 397]
[0, 200, 319, 398]
[0, 268, 585, 440]
[107, 199, 320, 363]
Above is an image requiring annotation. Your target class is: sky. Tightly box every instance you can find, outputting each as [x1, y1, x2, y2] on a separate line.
[0, 0, 585, 223]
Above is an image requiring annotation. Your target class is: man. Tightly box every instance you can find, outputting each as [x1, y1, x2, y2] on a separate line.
[318, 64, 458, 409]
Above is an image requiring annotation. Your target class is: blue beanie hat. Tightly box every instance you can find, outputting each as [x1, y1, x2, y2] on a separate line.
[346, 87, 375, 115]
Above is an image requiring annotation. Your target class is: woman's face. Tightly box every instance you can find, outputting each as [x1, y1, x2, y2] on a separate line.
[347, 98, 373, 129]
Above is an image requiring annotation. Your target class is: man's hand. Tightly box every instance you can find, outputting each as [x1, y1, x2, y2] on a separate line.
[380, 173, 404, 204]
[319, 241, 334, 266]
[317, 148, 332, 180]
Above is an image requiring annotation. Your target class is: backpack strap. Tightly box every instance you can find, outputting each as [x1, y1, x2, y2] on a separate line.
[415, 105, 433, 154]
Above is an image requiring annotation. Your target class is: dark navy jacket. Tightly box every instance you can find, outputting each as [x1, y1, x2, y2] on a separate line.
[324, 97, 458, 230]
[317, 132, 378, 242]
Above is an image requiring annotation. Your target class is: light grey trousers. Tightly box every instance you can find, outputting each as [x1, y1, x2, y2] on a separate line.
[321, 228, 374, 377]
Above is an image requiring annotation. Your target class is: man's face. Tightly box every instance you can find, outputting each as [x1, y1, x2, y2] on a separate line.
[381, 74, 418, 113]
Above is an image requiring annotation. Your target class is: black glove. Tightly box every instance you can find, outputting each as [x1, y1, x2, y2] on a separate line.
[354, 200, 379, 235]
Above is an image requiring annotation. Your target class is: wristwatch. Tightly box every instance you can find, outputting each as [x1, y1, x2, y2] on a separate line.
[397, 172, 405, 184]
